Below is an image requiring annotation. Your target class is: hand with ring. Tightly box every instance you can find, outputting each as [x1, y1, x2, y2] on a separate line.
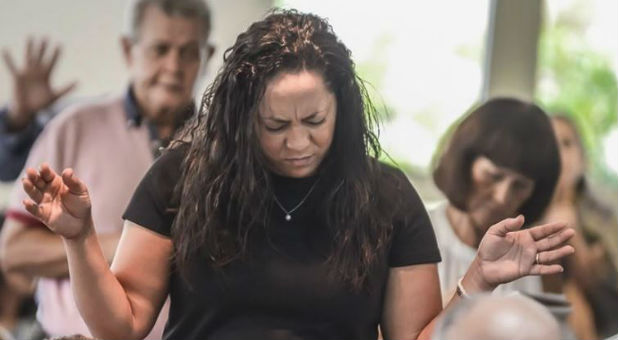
[471, 215, 575, 290]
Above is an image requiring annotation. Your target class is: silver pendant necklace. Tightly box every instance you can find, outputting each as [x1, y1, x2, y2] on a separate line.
[273, 179, 319, 222]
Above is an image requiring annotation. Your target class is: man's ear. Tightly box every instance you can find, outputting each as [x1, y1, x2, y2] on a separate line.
[120, 36, 134, 66]
[206, 44, 215, 61]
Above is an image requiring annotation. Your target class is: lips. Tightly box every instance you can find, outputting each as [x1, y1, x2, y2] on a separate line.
[159, 83, 184, 92]
[284, 155, 314, 167]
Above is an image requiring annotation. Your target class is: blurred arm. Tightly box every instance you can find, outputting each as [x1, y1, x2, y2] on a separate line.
[0, 216, 120, 278]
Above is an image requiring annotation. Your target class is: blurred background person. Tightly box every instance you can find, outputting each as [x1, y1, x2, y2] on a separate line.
[541, 114, 618, 339]
[428, 97, 560, 302]
[0, 0, 214, 338]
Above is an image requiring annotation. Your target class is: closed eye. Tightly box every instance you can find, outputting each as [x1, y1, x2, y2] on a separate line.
[305, 117, 326, 126]
[264, 124, 287, 132]
[261, 116, 289, 132]
[485, 171, 503, 182]
[303, 111, 327, 126]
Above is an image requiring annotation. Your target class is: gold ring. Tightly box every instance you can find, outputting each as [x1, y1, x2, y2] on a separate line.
[535, 253, 540, 265]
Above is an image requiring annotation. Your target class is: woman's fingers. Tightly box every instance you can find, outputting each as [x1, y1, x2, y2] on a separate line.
[487, 215, 525, 237]
[25, 167, 46, 190]
[528, 245, 575, 276]
[39, 163, 58, 182]
[529, 263, 565, 276]
[528, 221, 568, 241]
[24, 164, 63, 194]
[22, 198, 45, 221]
[22, 177, 44, 203]
[537, 245, 575, 264]
[535, 227, 575, 252]
[25, 164, 58, 191]
[61, 168, 87, 195]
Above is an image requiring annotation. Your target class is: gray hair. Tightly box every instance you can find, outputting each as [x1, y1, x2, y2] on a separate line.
[123, 0, 212, 43]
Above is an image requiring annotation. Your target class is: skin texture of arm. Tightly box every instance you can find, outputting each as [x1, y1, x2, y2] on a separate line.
[66, 221, 171, 339]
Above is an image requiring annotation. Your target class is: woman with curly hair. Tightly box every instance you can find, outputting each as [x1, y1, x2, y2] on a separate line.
[19, 10, 574, 340]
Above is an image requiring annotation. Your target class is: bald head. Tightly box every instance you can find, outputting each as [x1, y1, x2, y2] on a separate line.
[434, 294, 561, 340]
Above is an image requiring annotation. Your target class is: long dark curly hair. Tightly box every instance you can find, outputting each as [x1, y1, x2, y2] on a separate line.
[171, 9, 395, 290]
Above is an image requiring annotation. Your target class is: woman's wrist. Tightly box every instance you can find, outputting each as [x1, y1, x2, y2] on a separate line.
[461, 256, 498, 294]
[62, 218, 96, 245]
[6, 104, 35, 132]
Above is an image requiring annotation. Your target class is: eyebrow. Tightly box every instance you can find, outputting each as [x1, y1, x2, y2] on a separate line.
[492, 166, 533, 183]
[148, 39, 201, 48]
[263, 111, 324, 122]
[264, 117, 290, 124]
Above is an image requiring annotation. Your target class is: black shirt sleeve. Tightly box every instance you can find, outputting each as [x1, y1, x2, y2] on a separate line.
[122, 145, 185, 237]
[385, 165, 442, 267]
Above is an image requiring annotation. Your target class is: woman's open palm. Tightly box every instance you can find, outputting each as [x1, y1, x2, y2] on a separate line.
[477, 215, 575, 286]
[21, 164, 92, 239]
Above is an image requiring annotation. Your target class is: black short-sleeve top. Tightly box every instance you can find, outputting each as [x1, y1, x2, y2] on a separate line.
[123, 146, 441, 340]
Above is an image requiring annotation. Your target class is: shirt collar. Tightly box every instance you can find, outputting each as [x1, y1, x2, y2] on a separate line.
[123, 86, 144, 127]
[123, 85, 196, 157]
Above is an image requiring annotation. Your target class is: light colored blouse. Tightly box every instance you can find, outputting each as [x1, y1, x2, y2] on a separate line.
[428, 201, 543, 305]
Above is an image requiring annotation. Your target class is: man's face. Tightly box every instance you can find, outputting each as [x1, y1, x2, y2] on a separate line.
[123, 5, 211, 123]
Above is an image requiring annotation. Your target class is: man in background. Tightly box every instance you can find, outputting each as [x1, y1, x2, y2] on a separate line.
[0, 0, 214, 338]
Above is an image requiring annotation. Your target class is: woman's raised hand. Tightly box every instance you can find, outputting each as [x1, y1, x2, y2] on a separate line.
[21, 163, 92, 240]
[475, 215, 575, 288]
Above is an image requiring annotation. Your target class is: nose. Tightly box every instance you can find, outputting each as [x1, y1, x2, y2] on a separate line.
[285, 126, 310, 152]
[493, 181, 512, 205]
[163, 49, 182, 75]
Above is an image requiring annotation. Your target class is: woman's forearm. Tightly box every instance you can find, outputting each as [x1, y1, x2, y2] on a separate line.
[63, 223, 140, 339]
[417, 257, 496, 339]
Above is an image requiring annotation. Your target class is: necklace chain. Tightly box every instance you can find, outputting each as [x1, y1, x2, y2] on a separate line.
[273, 179, 320, 222]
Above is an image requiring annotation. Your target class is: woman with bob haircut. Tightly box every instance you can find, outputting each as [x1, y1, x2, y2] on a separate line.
[18, 11, 574, 340]
[430, 97, 562, 301]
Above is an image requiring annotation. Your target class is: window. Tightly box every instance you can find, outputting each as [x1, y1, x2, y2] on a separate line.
[537, 0, 618, 185]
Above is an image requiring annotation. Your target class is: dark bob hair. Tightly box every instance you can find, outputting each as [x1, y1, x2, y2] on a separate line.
[433, 97, 560, 223]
